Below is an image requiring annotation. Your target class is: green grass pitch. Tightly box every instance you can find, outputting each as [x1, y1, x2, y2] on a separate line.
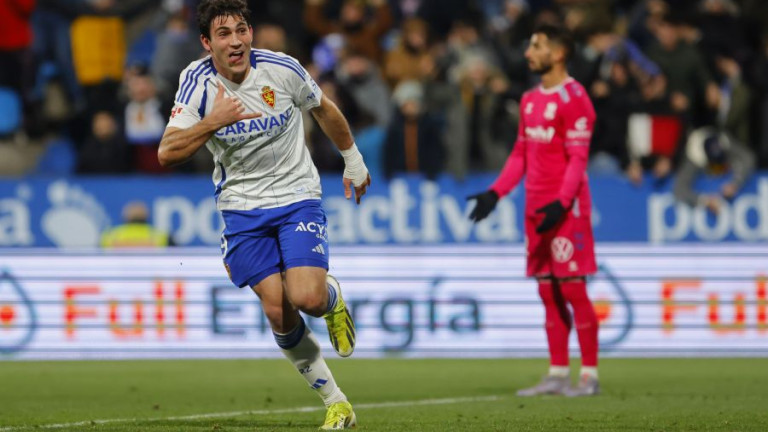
[1, 358, 766, 431]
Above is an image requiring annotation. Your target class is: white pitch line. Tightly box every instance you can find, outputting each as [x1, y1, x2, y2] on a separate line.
[0, 395, 503, 431]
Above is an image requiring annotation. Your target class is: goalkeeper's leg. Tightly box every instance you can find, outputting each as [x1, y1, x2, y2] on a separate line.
[517, 278, 572, 396]
[561, 277, 600, 397]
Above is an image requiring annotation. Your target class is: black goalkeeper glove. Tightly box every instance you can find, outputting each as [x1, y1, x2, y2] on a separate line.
[535, 200, 566, 233]
[467, 190, 499, 222]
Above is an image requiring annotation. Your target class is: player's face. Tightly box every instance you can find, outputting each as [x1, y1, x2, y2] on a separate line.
[525, 33, 554, 74]
[201, 15, 253, 82]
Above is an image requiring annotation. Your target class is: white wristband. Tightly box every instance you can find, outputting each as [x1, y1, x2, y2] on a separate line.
[340, 143, 369, 187]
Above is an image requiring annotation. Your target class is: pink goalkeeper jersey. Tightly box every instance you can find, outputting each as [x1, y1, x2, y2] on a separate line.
[490, 77, 595, 208]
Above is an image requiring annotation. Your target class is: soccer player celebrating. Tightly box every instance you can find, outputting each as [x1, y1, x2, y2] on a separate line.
[468, 25, 600, 397]
[159, 0, 369, 428]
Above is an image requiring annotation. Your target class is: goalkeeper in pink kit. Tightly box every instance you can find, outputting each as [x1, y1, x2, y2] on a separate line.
[468, 25, 600, 397]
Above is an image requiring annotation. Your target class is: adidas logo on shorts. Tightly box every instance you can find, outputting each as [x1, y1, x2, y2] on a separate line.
[312, 244, 326, 255]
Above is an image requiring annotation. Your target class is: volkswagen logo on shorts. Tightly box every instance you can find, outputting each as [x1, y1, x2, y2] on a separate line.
[551, 237, 574, 263]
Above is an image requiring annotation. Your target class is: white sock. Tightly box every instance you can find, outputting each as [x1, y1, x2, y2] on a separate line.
[275, 318, 347, 407]
[580, 366, 598, 379]
[548, 366, 570, 378]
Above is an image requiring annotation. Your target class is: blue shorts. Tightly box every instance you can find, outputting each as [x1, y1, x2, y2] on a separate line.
[221, 199, 329, 288]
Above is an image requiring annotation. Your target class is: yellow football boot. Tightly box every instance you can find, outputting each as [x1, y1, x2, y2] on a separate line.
[319, 401, 356, 430]
[323, 275, 356, 357]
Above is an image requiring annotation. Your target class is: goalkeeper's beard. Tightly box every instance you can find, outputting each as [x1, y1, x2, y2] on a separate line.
[530, 60, 553, 75]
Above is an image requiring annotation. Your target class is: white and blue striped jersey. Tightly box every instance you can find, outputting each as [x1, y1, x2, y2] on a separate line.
[167, 49, 324, 210]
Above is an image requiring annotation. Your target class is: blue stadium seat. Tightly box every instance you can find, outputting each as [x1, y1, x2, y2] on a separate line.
[32, 61, 61, 101]
[34, 137, 77, 175]
[0, 87, 22, 136]
[125, 30, 157, 69]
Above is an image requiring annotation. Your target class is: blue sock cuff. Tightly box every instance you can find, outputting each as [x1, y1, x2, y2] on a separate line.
[326, 283, 338, 314]
[273, 317, 306, 350]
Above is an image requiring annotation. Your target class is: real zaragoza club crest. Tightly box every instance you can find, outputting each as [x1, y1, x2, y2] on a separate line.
[261, 86, 275, 108]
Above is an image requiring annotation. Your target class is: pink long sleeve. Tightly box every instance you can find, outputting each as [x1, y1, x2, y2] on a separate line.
[490, 95, 528, 197]
[557, 90, 594, 208]
[490, 139, 526, 197]
[558, 144, 589, 208]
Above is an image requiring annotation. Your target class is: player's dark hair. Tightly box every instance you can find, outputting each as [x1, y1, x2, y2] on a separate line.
[532, 24, 574, 61]
[197, 0, 251, 40]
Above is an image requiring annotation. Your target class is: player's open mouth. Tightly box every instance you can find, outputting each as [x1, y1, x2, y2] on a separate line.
[229, 51, 244, 64]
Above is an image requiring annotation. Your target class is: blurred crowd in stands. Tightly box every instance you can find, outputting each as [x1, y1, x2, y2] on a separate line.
[1, 0, 767, 201]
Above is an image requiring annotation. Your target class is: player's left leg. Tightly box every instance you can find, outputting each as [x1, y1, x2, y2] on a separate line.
[284, 267, 355, 357]
[253, 273, 356, 430]
[278, 200, 356, 429]
[548, 194, 599, 396]
[277, 199, 355, 357]
[559, 277, 600, 396]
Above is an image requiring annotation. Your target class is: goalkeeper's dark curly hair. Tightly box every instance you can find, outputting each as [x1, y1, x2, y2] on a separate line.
[197, 0, 251, 40]
[532, 24, 575, 61]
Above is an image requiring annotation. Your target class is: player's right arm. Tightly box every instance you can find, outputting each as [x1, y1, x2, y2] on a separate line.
[467, 94, 528, 223]
[158, 81, 261, 167]
[490, 131, 528, 198]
